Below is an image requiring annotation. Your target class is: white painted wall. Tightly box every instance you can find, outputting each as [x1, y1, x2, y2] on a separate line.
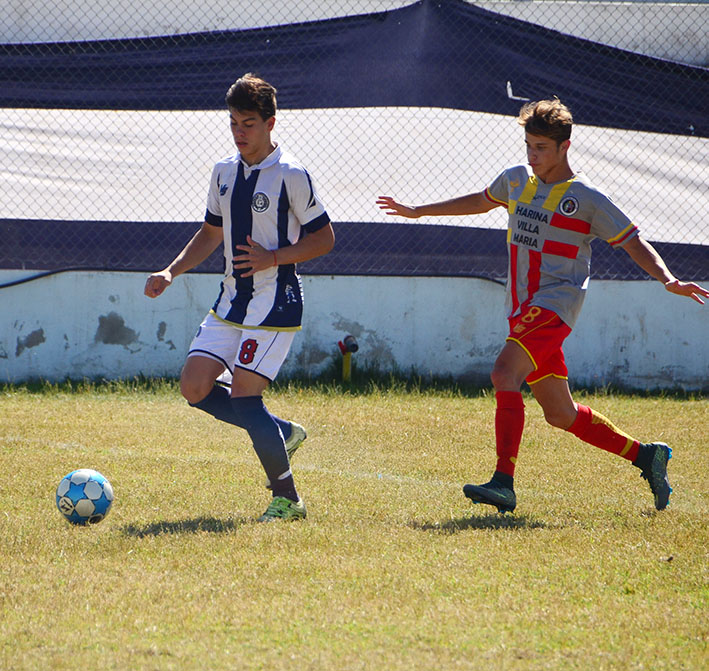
[3, 1, 707, 65]
[2, 271, 707, 389]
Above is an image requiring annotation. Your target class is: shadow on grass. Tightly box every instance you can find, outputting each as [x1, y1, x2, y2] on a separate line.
[411, 513, 547, 534]
[121, 516, 248, 537]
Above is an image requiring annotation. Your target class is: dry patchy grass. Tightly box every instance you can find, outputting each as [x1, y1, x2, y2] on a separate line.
[0, 382, 706, 670]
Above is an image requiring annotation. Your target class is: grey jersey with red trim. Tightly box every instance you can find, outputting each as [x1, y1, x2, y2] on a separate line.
[485, 164, 639, 328]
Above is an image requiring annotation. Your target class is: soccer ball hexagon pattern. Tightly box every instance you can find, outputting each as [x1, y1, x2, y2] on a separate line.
[56, 469, 114, 525]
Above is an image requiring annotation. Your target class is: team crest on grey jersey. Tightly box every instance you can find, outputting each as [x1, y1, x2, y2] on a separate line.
[560, 196, 579, 216]
[252, 192, 270, 212]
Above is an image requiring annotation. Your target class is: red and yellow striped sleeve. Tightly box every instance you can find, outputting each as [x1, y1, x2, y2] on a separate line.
[484, 187, 507, 206]
[607, 223, 638, 248]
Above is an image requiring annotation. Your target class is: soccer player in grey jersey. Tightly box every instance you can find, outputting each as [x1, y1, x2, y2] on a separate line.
[378, 99, 707, 514]
[145, 74, 335, 522]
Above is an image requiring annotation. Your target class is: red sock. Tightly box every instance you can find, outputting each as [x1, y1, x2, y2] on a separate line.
[567, 404, 639, 461]
[494, 391, 525, 477]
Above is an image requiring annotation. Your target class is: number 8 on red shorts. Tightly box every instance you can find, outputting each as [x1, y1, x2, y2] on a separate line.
[506, 306, 573, 385]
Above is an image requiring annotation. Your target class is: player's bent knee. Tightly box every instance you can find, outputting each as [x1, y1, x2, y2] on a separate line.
[490, 366, 522, 391]
[490, 368, 504, 389]
[180, 356, 224, 404]
[180, 377, 212, 405]
[543, 409, 575, 430]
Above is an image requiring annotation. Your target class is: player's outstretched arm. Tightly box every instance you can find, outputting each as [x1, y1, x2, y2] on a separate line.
[377, 192, 500, 219]
[144, 221, 223, 298]
[622, 236, 709, 304]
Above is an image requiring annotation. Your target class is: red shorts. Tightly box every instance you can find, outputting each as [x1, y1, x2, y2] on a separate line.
[506, 306, 572, 384]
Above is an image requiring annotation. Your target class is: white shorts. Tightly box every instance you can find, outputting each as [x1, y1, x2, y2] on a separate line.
[187, 312, 295, 382]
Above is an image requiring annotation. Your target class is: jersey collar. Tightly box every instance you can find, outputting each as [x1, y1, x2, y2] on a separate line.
[238, 143, 281, 171]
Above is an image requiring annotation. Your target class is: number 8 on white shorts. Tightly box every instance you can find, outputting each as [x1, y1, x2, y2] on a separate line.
[188, 312, 296, 382]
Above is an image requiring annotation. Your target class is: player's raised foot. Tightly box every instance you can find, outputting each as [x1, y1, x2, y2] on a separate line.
[257, 496, 307, 523]
[265, 422, 307, 489]
[463, 479, 517, 514]
[284, 421, 307, 460]
[636, 442, 672, 510]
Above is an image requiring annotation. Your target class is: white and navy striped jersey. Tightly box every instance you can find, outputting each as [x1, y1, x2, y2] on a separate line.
[485, 165, 638, 328]
[204, 144, 330, 330]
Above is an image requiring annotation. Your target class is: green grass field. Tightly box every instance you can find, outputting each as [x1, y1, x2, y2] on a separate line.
[1, 380, 706, 670]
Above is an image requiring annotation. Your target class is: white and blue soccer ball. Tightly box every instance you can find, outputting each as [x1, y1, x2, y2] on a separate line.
[56, 469, 114, 525]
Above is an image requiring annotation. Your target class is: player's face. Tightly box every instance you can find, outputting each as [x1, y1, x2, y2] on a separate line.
[525, 133, 570, 182]
[229, 108, 276, 165]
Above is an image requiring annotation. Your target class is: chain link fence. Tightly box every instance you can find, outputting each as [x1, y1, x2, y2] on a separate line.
[1, 0, 707, 282]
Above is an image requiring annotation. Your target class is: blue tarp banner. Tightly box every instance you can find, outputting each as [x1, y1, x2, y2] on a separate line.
[2, 0, 707, 280]
[1, 0, 707, 136]
[2, 219, 708, 282]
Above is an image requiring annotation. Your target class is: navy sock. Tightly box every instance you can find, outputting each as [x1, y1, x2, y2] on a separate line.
[190, 385, 234, 423]
[190, 386, 291, 441]
[268, 412, 292, 442]
[231, 396, 299, 502]
[270, 474, 298, 502]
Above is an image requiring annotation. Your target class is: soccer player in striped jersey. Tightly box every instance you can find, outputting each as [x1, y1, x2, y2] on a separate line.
[377, 98, 708, 513]
[145, 73, 335, 522]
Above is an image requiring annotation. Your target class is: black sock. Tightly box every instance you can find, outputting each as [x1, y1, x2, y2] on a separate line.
[492, 470, 514, 490]
[632, 443, 651, 471]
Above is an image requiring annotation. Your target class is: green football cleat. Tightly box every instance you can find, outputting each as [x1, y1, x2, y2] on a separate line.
[463, 480, 517, 514]
[638, 442, 672, 510]
[257, 496, 307, 523]
[266, 422, 307, 489]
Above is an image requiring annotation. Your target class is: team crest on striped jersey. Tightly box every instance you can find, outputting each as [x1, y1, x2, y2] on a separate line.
[560, 196, 579, 216]
[252, 192, 270, 212]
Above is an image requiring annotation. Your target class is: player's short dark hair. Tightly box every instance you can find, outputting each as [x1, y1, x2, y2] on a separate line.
[517, 98, 573, 145]
[225, 73, 277, 120]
